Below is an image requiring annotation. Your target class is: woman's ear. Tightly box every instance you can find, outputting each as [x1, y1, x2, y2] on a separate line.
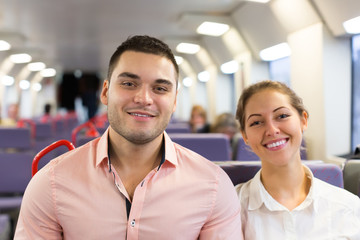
[241, 131, 249, 144]
[301, 111, 308, 133]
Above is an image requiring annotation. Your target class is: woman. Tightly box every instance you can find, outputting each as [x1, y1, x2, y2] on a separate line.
[189, 105, 210, 133]
[235, 80, 360, 239]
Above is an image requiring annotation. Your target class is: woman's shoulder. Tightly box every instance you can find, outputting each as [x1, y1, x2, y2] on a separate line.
[314, 177, 360, 207]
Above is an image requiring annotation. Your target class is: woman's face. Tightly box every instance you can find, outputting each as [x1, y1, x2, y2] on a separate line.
[242, 89, 307, 167]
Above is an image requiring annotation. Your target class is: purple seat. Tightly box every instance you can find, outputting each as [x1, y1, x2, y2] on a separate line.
[166, 123, 191, 133]
[233, 137, 259, 161]
[76, 135, 98, 147]
[0, 128, 32, 150]
[169, 133, 231, 161]
[219, 161, 343, 188]
[0, 152, 33, 194]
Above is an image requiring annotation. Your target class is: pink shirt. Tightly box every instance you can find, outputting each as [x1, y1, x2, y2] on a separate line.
[15, 129, 242, 239]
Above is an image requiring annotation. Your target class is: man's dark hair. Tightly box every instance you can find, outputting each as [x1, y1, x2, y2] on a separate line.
[107, 35, 179, 84]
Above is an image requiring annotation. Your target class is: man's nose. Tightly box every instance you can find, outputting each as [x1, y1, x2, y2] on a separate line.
[134, 87, 153, 105]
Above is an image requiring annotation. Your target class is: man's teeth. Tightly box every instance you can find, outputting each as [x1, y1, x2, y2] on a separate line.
[266, 140, 286, 148]
[131, 113, 150, 117]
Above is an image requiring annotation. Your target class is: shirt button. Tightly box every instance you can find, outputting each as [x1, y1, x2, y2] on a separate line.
[130, 219, 135, 227]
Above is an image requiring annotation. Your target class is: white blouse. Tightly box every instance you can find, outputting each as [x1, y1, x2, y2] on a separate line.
[236, 165, 360, 240]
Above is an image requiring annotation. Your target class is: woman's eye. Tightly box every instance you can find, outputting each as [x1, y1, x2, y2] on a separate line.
[249, 121, 261, 127]
[278, 113, 290, 119]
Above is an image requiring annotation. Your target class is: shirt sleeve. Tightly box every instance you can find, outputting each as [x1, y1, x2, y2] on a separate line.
[199, 167, 244, 240]
[14, 165, 63, 239]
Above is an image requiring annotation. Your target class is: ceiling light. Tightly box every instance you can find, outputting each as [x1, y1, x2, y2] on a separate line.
[10, 53, 32, 63]
[176, 43, 200, 54]
[259, 42, 291, 61]
[41, 68, 56, 77]
[245, 0, 270, 3]
[175, 56, 184, 65]
[0, 40, 11, 51]
[343, 16, 360, 34]
[2, 75, 14, 86]
[27, 62, 46, 71]
[198, 71, 210, 82]
[19, 79, 30, 90]
[182, 77, 193, 87]
[32, 82, 42, 92]
[196, 21, 230, 36]
[221, 60, 239, 74]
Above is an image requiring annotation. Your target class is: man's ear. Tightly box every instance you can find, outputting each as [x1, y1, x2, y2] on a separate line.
[100, 80, 109, 105]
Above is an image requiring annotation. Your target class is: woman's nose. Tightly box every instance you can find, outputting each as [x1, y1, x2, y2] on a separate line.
[265, 121, 280, 136]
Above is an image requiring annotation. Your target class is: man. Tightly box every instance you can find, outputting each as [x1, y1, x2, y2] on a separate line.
[15, 35, 242, 239]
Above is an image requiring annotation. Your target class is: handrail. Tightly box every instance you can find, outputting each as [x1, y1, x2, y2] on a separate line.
[32, 139, 75, 176]
[17, 118, 36, 139]
[71, 121, 100, 147]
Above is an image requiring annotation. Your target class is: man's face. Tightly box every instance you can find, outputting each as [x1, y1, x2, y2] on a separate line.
[100, 51, 178, 145]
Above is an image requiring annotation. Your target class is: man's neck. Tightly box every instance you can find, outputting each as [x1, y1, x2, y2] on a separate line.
[108, 128, 164, 168]
[107, 128, 164, 200]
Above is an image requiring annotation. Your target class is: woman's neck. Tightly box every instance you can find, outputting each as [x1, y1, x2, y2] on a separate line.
[260, 161, 311, 211]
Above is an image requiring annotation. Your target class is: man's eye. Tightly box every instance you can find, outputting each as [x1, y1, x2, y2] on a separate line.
[154, 86, 168, 92]
[121, 82, 135, 87]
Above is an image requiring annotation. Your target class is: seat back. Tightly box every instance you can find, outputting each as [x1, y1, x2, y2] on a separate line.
[219, 161, 343, 188]
[233, 137, 259, 161]
[166, 123, 191, 133]
[169, 133, 231, 161]
[0, 152, 33, 194]
[0, 127, 32, 150]
[343, 160, 360, 197]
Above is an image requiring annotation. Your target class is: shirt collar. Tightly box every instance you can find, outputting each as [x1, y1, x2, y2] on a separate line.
[95, 127, 110, 168]
[95, 128, 179, 169]
[248, 164, 316, 212]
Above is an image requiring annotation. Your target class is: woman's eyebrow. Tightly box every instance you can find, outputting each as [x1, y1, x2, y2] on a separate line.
[247, 113, 261, 122]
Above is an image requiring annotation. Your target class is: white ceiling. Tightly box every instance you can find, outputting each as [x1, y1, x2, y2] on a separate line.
[0, 0, 358, 76]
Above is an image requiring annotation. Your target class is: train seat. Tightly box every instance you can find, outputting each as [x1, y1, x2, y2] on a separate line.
[0, 214, 11, 240]
[0, 127, 32, 150]
[343, 159, 360, 197]
[169, 133, 231, 161]
[218, 161, 343, 188]
[166, 123, 191, 134]
[233, 137, 259, 161]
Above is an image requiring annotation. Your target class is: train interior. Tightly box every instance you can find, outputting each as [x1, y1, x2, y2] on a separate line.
[0, 0, 360, 238]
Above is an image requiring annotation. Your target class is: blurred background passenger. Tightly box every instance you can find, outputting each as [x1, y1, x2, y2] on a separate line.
[40, 103, 52, 123]
[189, 105, 210, 133]
[211, 113, 240, 142]
[211, 112, 241, 158]
[0, 103, 19, 127]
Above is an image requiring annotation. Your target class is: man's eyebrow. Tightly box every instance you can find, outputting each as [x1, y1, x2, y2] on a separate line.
[118, 72, 140, 79]
[155, 79, 173, 86]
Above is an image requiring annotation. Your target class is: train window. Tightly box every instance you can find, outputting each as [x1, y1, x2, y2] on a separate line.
[351, 34, 360, 152]
[215, 73, 236, 115]
[269, 57, 291, 86]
